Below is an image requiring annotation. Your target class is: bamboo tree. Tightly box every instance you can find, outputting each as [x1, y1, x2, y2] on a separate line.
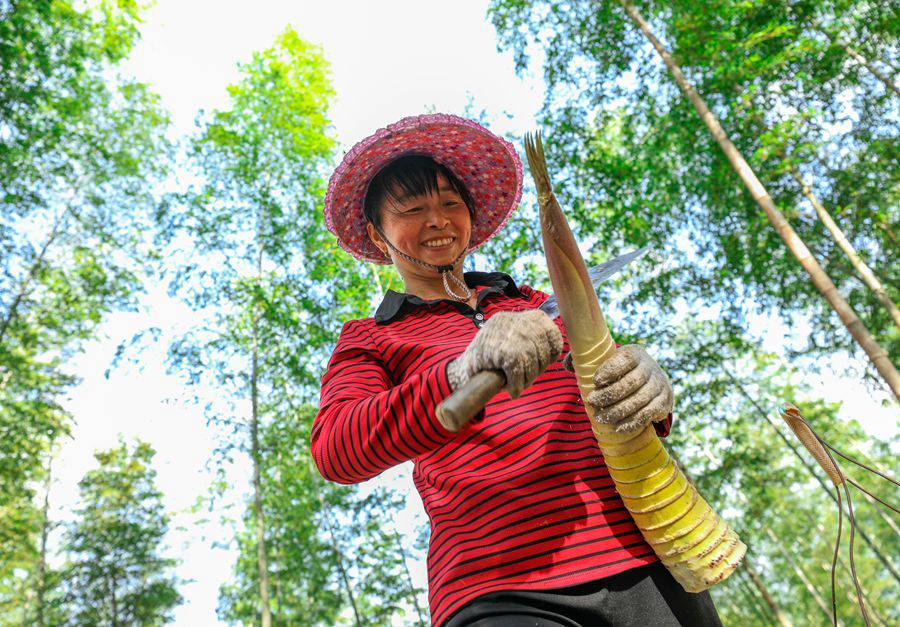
[247, 220, 273, 626]
[616, 0, 900, 401]
[393, 527, 427, 626]
[719, 364, 900, 585]
[764, 527, 835, 623]
[250, 297, 271, 627]
[0, 1, 170, 617]
[744, 560, 792, 627]
[734, 568, 780, 625]
[34, 454, 53, 627]
[163, 28, 340, 624]
[62, 440, 182, 624]
[788, 168, 900, 328]
[815, 26, 900, 96]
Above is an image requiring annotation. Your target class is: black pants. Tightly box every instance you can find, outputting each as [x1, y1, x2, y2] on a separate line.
[446, 562, 722, 626]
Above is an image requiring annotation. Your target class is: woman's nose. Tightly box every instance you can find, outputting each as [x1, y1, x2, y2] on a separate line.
[425, 203, 450, 228]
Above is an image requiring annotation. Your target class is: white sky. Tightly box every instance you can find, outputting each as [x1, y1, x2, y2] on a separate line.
[46, 1, 896, 625]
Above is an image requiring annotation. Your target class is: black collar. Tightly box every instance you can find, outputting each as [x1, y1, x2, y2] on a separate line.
[374, 271, 522, 324]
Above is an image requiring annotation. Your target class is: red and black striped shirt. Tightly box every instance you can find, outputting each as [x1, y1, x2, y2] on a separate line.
[311, 272, 672, 625]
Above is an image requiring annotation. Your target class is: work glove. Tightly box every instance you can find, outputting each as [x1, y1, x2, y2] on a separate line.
[585, 344, 674, 432]
[447, 310, 563, 398]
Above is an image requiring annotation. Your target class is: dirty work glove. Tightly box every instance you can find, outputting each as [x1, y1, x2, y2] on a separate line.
[447, 310, 563, 398]
[586, 345, 674, 432]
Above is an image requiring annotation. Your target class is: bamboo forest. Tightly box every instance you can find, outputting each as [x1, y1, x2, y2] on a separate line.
[1, 0, 897, 625]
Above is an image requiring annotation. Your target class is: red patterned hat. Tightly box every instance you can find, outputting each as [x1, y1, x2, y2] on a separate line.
[324, 113, 523, 264]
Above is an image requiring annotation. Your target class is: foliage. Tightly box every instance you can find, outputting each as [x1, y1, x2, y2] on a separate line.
[62, 440, 182, 625]
[488, 0, 898, 372]
[218, 407, 425, 626]
[654, 319, 899, 625]
[0, 0, 171, 616]
[161, 27, 422, 624]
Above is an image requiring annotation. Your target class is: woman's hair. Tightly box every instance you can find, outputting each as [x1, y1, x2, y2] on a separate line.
[363, 155, 474, 230]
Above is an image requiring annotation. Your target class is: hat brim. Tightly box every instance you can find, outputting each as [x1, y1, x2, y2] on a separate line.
[324, 113, 523, 264]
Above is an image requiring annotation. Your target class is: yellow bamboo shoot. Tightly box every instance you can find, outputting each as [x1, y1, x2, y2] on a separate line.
[524, 132, 745, 592]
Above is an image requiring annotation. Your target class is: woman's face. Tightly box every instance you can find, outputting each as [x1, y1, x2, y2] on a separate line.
[366, 174, 472, 276]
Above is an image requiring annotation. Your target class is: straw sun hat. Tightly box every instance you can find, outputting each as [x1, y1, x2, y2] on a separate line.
[324, 113, 524, 265]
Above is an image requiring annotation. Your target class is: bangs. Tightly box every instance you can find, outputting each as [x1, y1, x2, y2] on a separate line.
[364, 155, 474, 227]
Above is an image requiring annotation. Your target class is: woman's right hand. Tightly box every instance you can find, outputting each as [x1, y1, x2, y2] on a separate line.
[446, 309, 563, 398]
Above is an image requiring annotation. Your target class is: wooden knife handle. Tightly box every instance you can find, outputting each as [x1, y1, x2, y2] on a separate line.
[436, 370, 505, 432]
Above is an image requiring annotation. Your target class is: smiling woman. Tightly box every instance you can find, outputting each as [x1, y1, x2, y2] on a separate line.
[312, 114, 703, 626]
[363, 156, 476, 303]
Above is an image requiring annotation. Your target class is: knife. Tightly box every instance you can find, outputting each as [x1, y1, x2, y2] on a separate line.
[538, 246, 650, 319]
[436, 246, 652, 432]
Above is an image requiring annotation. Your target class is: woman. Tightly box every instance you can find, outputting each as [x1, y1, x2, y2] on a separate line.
[312, 114, 719, 626]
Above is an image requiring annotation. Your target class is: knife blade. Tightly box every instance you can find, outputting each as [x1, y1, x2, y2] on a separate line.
[538, 246, 650, 319]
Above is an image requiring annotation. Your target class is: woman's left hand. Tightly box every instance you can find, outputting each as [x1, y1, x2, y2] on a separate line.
[586, 345, 674, 432]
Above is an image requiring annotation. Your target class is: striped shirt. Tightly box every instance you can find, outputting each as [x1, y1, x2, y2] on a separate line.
[311, 272, 672, 625]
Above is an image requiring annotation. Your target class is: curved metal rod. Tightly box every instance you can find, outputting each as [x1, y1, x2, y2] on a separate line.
[847, 477, 900, 516]
[782, 404, 873, 626]
[821, 440, 900, 488]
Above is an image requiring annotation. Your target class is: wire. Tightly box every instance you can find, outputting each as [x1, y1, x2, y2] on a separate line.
[847, 477, 900, 516]
[821, 441, 900, 488]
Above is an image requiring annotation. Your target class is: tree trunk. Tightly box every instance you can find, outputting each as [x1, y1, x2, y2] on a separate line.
[819, 29, 900, 96]
[251, 242, 272, 627]
[109, 576, 119, 627]
[790, 168, 900, 328]
[304, 456, 363, 625]
[319, 491, 363, 627]
[743, 560, 793, 627]
[35, 455, 53, 627]
[252, 333, 272, 627]
[0, 209, 67, 346]
[764, 528, 835, 624]
[619, 0, 900, 401]
[734, 569, 778, 624]
[393, 527, 426, 626]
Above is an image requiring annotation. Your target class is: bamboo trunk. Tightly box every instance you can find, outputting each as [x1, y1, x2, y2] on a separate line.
[319, 489, 363, 627]
[619, 0, 900, 402]
[525, 133, 745, 592]
[822, 30, 900, 96]
[251, 339, 272, 627]
[0, 209, 67, 346]
[251, 241, 272, 627]
[744, 559, 793, 627]
[35, 455, 53, 627]
[790, 168, 900, 329]
[764, 527, 836, 623]
[734, 569, 780, 625]
[393, 528, 426, 626]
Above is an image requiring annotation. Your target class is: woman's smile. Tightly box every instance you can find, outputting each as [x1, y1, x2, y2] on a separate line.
[421, 235, 456, 249]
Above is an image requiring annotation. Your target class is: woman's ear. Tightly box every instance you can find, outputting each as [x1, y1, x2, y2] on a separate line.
[366, 222, 389, 257]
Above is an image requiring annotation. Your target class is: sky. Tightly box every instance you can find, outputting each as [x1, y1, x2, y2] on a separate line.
[46, 1, 897, 625]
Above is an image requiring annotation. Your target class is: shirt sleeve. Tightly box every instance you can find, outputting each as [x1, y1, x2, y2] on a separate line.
[311, 319, 460, 485]
[654, 415, 673, 438]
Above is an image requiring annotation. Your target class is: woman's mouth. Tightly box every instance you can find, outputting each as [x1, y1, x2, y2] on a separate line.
[421, 236, 455, 249]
